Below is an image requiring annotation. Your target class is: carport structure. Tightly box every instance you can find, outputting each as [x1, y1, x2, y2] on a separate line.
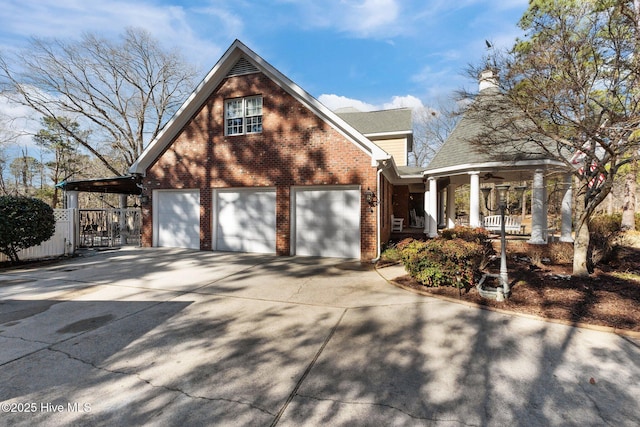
[57, 175, 143, 248]
[414, 71, 575, 243]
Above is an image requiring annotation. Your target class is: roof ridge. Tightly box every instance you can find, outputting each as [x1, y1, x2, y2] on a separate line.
[337, 107, 412, 114]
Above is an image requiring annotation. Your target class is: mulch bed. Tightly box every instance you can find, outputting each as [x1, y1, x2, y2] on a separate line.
[390, 245, 640, 333]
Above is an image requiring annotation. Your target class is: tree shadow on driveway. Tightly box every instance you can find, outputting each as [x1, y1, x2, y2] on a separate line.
[1, 248, 639, 426]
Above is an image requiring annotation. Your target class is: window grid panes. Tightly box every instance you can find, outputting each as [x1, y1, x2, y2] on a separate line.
[225, 96, 262, 136]
[227, 117, 243, 135]
[245, 97, 262, 116]
[246, 116, 262, 134]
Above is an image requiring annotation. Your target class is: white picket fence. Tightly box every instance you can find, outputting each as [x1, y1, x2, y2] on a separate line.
[0, 209, 76, 263]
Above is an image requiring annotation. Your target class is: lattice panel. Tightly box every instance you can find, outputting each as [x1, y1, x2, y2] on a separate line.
[53, 209, 71, 221]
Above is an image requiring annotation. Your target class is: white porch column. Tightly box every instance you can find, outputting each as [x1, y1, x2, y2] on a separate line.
[469, 172, 481, 228]
[528, 169, 548, 244]
[66, 190, 79, 252]
[560, 174, 574, 242]
[67, 190, 79, 210]
[428, 177, 438, 237]
[423, 183, 429, 234]
[446, 184, 456, 229]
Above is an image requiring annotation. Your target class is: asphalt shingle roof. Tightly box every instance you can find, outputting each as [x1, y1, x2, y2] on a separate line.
[425, 88, 554, 172]
[337, 108, 412, 135]
[396, 165, 427, 176]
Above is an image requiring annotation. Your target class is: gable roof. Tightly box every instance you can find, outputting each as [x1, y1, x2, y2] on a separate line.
[129, 40, 389, 175]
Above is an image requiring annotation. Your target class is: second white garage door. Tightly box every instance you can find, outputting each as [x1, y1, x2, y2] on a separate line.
[215, 189, 276, 254]
[294, 187, 361, 258]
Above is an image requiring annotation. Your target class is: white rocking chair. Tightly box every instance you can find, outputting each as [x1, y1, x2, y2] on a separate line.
[391, 215, 404, 232]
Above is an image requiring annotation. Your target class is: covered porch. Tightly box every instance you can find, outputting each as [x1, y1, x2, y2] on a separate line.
[422, 165, 574, 244]
[385, 165, 573, 244]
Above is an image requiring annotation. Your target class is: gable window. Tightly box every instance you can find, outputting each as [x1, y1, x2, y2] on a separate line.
[225, 96, 263, 135]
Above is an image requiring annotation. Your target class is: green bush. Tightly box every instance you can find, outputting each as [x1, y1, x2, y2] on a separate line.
[0, 196, 56, 263]
[399, 234, 486, 289]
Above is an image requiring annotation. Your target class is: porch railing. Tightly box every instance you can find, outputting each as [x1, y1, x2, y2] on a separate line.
[79, 208, 141, 248]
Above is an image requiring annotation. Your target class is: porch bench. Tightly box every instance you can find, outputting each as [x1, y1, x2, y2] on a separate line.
[483, 215, 523, 234]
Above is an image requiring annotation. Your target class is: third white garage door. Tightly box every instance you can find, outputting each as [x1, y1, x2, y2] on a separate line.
[215, 189, 276, 254]
[294, 187, 361, 258]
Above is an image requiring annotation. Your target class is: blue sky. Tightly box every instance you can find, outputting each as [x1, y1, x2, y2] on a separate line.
[0, 0, 528, 114]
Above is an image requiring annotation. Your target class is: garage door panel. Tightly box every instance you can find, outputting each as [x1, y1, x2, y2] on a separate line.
[294, 188, 360, 259]
[216, 190, 276, 254]
[155, 191, 200, 250]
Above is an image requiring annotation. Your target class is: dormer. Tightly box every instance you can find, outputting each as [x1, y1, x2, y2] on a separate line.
[336, 108, 414, 166]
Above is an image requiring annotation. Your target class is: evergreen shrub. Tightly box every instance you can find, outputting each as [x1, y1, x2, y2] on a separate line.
[0, 196, 56, 263]
[399, 227, 492, 289]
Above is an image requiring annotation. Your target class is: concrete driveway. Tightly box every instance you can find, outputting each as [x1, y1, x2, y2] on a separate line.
[1, 247, 639, 426]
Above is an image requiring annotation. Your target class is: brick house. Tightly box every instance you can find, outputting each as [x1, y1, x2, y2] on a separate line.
[129, 40, 416, 260]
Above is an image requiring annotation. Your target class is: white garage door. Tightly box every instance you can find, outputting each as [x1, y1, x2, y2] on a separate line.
[215, 189, 276, 254]
[294, 188, 360, 258]
[155, 190, 200, 249]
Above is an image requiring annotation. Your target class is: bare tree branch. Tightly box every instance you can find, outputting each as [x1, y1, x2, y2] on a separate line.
[0, 27, 198, 176]
[410, 98, 461, 167]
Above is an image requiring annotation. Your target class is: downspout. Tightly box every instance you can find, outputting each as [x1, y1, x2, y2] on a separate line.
[371, 159, 392, 263]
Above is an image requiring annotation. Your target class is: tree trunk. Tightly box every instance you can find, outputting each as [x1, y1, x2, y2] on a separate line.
[51, 186, 59, 209]
[573, 218, 590, 277]
[573, 189, 591, 277]
[621, 160, 637, 231]
[5, 245, 20, 263]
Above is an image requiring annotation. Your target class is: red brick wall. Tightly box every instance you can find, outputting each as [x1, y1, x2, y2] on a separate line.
[141, 72, 379, 259]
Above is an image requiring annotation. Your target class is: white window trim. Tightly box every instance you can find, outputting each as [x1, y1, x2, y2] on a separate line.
[225, 95, 263, 136]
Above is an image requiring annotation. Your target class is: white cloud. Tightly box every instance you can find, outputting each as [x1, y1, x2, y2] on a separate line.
[277, 0, 402, 38]
[383, 95, 424, 110]
[319, 93, 423, 112]
[0, 0, 223, 68]
[352, 0, 400, 36]
[318, 94, 378, 112]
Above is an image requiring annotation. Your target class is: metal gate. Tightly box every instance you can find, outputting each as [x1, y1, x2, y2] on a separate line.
[79, 208, 141, 248]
